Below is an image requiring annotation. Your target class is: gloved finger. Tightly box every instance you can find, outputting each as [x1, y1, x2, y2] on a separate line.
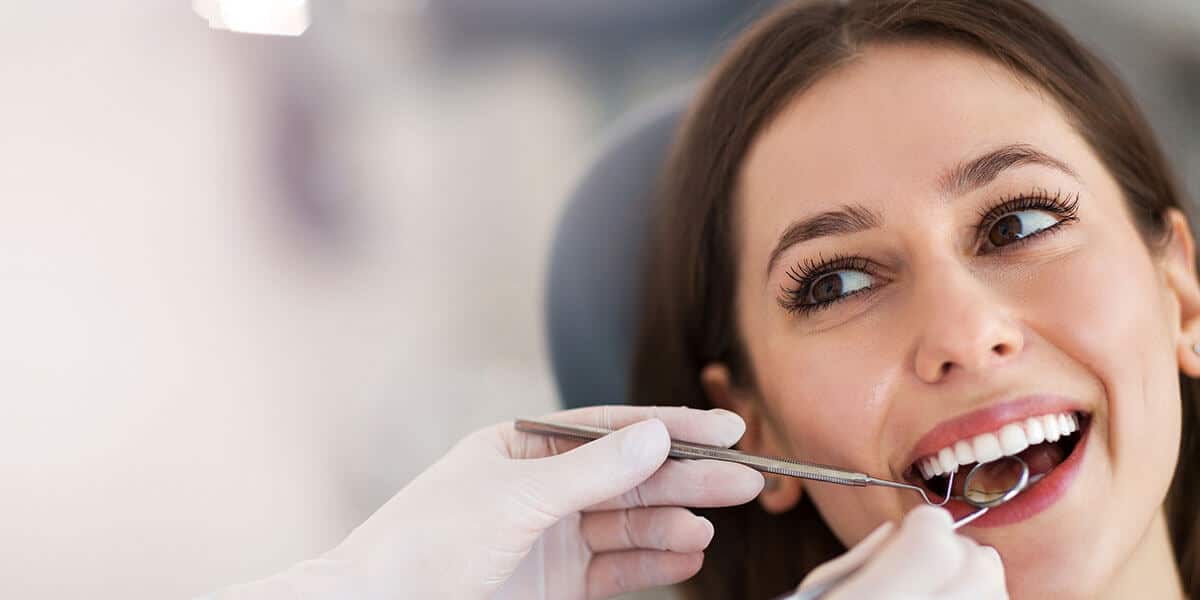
[501, 405, 746, 459]
[505, 418, 671, 527]
[586, 550, 704, 600]
[935, 544, 1008, 600]
[833, 505, 964, 596]
[580, 507, 714, 553]
[794, 520, 895, 594]
[586, 459, 763, 510]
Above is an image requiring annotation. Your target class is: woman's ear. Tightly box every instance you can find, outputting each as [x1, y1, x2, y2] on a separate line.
[700, 362, 803, 514]
[1160, 209, 1200, 378]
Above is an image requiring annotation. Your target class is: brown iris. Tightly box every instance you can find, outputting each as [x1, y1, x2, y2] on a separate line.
[989, 214, 1024, 246]
[810, 273, 844, 303]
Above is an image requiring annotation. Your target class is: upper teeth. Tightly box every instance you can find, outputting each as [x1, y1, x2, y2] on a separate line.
[916, 411, 1081, 480]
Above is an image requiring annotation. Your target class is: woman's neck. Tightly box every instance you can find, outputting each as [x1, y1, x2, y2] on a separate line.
[1099, 508, 1186, 600]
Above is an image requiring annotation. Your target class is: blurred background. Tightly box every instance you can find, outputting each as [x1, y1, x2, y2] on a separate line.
[0, 1, 1195, 598]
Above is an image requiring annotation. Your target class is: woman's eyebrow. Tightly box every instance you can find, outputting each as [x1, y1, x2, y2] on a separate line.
[765, 204, 880, 276]
[938, 143, 1078, 196]
[765, 143, 1078, 276]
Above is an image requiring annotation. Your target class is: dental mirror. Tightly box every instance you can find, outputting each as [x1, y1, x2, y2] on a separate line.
[793, 455, 1030, 600]
[951, 454, 1030, 528]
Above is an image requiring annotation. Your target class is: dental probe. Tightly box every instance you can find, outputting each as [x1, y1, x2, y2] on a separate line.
[515, 418, 1030, 600]
[513, 418, 953, 507]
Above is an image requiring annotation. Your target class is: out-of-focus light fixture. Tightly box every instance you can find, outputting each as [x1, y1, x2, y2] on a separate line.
[193, 0, 310, 36]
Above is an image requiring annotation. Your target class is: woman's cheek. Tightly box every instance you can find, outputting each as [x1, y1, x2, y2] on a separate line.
[764, 352, 883, 464]
[1022, 237, 1180, 498]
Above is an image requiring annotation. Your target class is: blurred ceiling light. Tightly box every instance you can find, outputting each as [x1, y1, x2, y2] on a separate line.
[193, 0, 310, 36]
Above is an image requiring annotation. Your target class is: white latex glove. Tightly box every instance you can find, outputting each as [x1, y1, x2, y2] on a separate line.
[203, 405, 764, 600]
[791, 505, 1008, 600]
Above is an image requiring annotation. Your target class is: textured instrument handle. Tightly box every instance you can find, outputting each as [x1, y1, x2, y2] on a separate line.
[513, 418, 870, 486]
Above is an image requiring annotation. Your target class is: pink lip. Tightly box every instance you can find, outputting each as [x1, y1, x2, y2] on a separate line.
[901, 395, 1086, 473]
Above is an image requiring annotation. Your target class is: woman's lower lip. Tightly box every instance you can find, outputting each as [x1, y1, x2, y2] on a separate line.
[943, 417, 1090, 528]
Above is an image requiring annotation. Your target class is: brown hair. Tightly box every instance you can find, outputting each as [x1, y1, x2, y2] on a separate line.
[630, 0, 1199, 598]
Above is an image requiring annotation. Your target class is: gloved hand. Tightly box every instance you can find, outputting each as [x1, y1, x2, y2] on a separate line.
[791, 505, 1008, 600]
[204, 405, 763, 600]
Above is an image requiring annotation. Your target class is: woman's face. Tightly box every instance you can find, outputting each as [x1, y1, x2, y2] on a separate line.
[719, 42, 1197, 596]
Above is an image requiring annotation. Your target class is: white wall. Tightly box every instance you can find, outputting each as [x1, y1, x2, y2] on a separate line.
[0, 3, 582, 597]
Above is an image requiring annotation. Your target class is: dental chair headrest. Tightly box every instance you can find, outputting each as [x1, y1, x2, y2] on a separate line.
[545, 90, 691, 409]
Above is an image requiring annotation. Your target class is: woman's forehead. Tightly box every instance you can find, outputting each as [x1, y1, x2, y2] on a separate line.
[737, 42, 1079, 231]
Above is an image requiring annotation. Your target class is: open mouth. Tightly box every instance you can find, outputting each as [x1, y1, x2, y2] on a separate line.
[905, 410, 1091, 501]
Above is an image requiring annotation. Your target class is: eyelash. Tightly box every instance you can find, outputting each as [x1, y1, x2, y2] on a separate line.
[973, 188, 1079, 249]
[781, 254, 873, 317]
[779, 189, 1081, 317]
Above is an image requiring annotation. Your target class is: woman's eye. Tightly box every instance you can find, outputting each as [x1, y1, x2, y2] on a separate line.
[987, 209, 1060, 247]
[808, 270, 873, 304]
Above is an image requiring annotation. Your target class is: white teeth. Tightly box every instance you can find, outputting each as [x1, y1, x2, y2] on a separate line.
[919, 460, 934, 479]
[938, 447, 958, 474]
[953, 440, 974, 465]
[1043, 414, 1061, 442]
[1023, 417, 1045, 445]
[998, 423, 1029, 455]
[914, 411, 1084, 481]
[972, 432, 1003, 463]
[926, 456, 942, 476]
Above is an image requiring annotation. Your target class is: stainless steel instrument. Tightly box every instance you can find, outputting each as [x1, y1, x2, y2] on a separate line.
[513, 417, 1031, 600]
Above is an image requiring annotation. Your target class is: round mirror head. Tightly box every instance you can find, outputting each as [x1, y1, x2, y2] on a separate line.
[962, 455, 1030, 508]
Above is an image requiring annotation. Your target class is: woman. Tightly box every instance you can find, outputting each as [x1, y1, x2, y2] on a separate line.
[211, 1, 1196, 598]
[631, 0, 1199, 598]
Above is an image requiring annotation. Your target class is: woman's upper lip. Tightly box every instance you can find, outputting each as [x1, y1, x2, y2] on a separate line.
[900, 394, 1086, 474]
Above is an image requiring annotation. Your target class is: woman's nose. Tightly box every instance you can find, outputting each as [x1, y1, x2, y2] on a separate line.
[910, 263, 1024, 384]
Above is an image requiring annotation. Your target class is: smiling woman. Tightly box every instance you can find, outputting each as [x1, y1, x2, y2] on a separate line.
[631, 0, 1199, 598]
